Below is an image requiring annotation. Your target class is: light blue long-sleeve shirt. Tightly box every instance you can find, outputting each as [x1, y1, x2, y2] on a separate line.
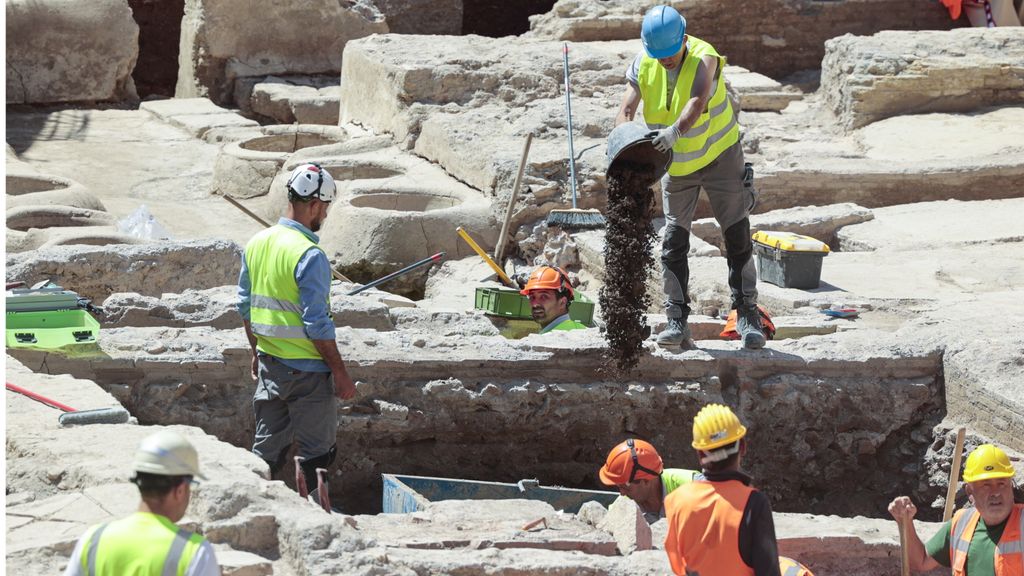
[237, 218, 334, 373]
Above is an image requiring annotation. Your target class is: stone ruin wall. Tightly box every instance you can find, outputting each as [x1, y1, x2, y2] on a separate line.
[529, 0, 955, 78]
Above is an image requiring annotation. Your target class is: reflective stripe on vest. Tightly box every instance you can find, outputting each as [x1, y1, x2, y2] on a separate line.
[244, 225, 330, 360]
[81, 513, 203, 576]
[664, 479, 756, 576]
[638, 36, 740, 177]
[950, 503, 1024, 576]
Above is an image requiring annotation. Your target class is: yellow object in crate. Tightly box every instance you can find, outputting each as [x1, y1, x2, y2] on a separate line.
[751, 231, 830, 253]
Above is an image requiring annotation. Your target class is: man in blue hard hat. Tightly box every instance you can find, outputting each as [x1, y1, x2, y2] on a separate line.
[614, 5, 765, 350]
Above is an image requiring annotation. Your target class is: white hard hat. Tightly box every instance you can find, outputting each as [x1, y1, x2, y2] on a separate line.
[286, 163, 336, 202]
[133, 430, 206, 480]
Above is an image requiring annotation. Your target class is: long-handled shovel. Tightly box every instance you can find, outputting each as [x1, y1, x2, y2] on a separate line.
[943, 427, 967, 522]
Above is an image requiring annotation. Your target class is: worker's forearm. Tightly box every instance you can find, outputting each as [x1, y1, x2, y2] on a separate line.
[616, 85, 641, 126]
[312, 339, 348, 374]
[673, 96, 706, 136]
[242, 320, 258, 353]
[901, 520, 935, 572]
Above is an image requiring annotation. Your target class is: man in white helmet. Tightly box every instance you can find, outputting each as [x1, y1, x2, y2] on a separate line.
[237, 163, 356, 503]
[63, 430, 219, 575]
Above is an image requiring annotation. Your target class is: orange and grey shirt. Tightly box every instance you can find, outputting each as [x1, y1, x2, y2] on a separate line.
[664, 470, 782, 576]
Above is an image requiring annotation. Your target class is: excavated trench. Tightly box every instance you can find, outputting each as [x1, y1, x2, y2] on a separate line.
[14, 335, 948, 521]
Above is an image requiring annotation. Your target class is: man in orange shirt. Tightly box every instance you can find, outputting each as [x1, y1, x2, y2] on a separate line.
[664, 403, 783, 576]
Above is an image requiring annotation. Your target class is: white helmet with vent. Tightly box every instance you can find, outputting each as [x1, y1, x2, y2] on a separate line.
[286, 163, 336, 202]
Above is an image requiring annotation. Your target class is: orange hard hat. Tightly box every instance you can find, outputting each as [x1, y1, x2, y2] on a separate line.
[520, 265, 574, 299]
[599, 439, 664, 485]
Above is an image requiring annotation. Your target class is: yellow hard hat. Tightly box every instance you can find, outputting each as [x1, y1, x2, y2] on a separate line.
[963, 444, 1015, 483]
[692, 404, 747, 451]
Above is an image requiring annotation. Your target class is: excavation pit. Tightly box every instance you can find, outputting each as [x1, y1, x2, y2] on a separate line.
[349, 191, 461, 212]
[11, 324, 948, 522]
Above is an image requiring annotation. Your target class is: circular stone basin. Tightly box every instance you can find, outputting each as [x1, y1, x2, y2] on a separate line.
[325, 162, 404, 182]
[239, 133, 341, 153]
[6, 174, 71, 195]
[349, 192, 461, 212]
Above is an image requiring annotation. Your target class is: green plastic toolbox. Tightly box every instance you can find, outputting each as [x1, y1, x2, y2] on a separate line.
[6, 308, 101, 349]
[474, 287, 595, 326]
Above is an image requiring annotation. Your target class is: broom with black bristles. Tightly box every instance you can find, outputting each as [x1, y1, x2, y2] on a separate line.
[547, 42, 606, 231]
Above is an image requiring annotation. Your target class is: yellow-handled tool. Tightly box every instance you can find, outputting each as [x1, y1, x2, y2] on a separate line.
[456, 226, 515, 287]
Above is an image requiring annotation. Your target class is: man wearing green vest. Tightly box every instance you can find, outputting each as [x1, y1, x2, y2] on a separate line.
[614, 5, 765, 350]
[63, 430, 219, 576]
[237, 163, 356, 501]
[598, 438, 700, 524]
[520, 265, 588, 334]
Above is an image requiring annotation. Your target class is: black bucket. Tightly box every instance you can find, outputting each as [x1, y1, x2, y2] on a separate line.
[606, 122, 671, 185]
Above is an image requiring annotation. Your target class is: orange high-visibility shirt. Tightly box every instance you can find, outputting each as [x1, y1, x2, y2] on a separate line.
[664, 479, 756, 576]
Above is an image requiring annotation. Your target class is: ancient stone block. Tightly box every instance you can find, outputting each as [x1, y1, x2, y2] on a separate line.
[176, 0, 387, 105]
[822, 28, 1024, 131]
[6, 0, 139, 104]
[5, 240, 243, 304]
[597, 496, 652, 555]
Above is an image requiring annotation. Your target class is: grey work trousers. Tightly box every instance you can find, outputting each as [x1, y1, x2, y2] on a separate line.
[661, 141, 758, 319]
[252, 354, 338, 466]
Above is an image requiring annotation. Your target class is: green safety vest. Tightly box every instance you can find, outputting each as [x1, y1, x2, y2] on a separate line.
[244, 225, 330, 360]
[638, 36, 739, 177]
[662, 468, 699, 496]
[540, 316, 589, 334]
[79, 512, 205, 576]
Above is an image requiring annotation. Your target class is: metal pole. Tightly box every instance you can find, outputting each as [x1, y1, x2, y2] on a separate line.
[346, 252, 445, 296]
[563, 42, 578, 210]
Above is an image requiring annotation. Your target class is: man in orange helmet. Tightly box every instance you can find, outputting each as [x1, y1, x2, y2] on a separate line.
[598, 438, 699, 523]
[520, 265, 588, 333]
[887, 443, 1022, 575]
[664, 403, 784, 576]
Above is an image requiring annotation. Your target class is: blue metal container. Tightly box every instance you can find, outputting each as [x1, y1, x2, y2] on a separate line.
[382, 473, 619, 514]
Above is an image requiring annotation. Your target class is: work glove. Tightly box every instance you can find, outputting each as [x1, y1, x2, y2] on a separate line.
[652, 125, 680, 152]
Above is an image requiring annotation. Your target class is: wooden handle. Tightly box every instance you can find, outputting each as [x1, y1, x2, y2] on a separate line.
[943, 427, 967, 522]
[899, 520, 911, 576]
[457, 226, 515, 287]
[495, 133, 533, 265]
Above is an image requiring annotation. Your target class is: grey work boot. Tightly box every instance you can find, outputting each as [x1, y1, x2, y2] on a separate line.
[736, 305, 766, 350]
[656, 317, 692, 347]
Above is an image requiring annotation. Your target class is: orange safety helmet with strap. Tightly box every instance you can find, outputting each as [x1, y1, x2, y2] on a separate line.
[520, 265, 574, 300]
[720, 305, 776, 341]
[599, 439, 664, 485]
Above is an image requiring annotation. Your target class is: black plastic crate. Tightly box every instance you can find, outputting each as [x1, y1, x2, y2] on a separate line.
[754, 243, 827, 289]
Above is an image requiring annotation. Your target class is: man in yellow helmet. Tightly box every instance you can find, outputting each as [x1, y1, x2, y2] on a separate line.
[597, 438, 699, 523]
[520, 265, 588, 333]
[615, 5, 764, 351]
[663, 403, 784, 576]
[888, 443, 1022, 575]
[63, 430, 220, 576]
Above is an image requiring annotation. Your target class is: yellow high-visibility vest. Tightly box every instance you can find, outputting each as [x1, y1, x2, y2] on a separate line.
[638, 36, 740, 177]
[79, 512, 204, 576]
[244, 225, 330, 359]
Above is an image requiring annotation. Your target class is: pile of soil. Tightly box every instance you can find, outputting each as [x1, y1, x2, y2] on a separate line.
[600, 162, 657, 373]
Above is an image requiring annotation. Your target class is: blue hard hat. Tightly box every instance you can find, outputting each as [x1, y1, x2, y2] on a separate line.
[641, 5, 686, 60]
